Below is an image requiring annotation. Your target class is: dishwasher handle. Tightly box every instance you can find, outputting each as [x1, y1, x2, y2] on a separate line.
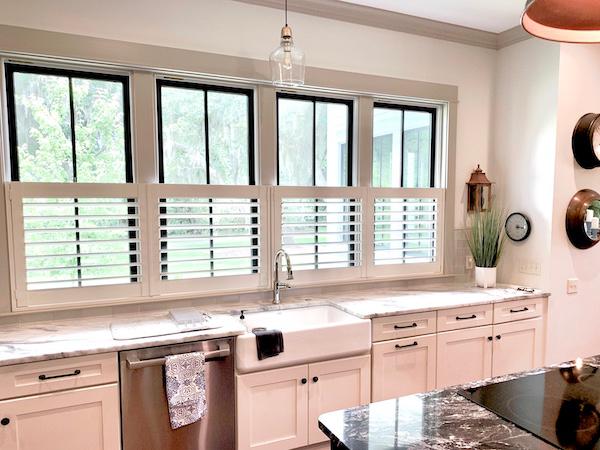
[126, 341, 231, 370]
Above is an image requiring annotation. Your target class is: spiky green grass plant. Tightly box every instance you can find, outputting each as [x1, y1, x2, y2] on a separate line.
[466, 207, 506, 268]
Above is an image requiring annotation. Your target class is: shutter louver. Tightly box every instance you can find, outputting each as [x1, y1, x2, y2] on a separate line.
[23, 197, 140, 290]
[280, 197, 362, 270]
[374, 197, 438, 265]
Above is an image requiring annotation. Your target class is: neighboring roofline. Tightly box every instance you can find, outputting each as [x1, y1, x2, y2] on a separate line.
[234, 0, 530, 50]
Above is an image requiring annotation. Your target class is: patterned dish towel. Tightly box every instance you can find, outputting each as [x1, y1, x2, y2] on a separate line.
[164, 351, 207, 430]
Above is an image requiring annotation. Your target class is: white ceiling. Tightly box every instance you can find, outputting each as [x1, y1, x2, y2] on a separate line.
[339, 0, 525, 33]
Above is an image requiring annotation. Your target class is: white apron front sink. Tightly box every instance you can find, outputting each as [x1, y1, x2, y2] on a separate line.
[235, 305, 371, 374]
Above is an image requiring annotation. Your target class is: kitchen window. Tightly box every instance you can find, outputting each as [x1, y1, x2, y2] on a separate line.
[5, 63, 132, 183]
[277, 93, 353, 187]
[4, 63, 140, 308]
[157, 79, 255, 185]
[372, 103, 437, 188]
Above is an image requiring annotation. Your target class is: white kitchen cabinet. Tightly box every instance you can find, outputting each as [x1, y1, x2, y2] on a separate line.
[492, 317, 544, 377]
[371, 334, 436, 402]
[236, 355, 370, 450]
[0, 383, 120, 450]
[436, 325, 493, 388]
[307, 355, 370, 445]
[237, 364, 309, 450]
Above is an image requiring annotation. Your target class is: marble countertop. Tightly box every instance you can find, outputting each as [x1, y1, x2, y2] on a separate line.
[0, 283, 549, 367]
[319, 357, 600, 450]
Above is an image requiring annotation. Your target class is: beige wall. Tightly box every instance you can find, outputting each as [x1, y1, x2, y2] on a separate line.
[491, 38, 560, 289]
[546, 44, 600, 363]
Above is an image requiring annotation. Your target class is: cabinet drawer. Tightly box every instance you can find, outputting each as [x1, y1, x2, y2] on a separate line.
[493, 297, 544, 324]
[437, 304, 493, 332]
[0, 353, 118, 401]
[372, 311, 436, 342]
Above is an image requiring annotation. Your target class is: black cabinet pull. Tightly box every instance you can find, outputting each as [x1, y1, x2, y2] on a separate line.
[395, 341, 418, 349]
[496, 335, 502, 340]
[38, 369, 81, 381]
[456, 314, 477, 321]
[0, 418, 9, 426]
[509, 307, 529, 313]
[487, 336, 493, 341]
[394, 323, 417, 330]
[301, 378, 307, 384]
[313, 376, 319, 383]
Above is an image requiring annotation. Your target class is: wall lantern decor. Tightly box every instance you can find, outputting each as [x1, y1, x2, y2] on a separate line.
[269, 0, 305, 87]
[466, 165, 492, 212]
[566, 189, 600, 249]
[522, 0, 600, 43]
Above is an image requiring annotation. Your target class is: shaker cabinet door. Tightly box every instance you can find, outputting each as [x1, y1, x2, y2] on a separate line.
[372, 334, 436, 402]
[436, 325, 493, 389]
[236, 364, 309, 450]
[0, 384, 120, 450]
[307, 355, 370, 445]
[492, 317, 544, 377]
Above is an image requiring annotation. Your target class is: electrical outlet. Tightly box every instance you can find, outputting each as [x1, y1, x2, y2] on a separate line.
[518, 260, 542, 276]
[466, 255, 474, 270]
[567, 278, 578, 294]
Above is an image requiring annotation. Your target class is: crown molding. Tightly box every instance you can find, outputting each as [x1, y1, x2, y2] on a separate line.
[497, 25, 531, 49]
[233, 0, 531, 50]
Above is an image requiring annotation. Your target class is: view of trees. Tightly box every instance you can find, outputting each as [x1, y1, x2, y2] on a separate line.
[160, 85, 251, 185]
[14, 72, 127, 183]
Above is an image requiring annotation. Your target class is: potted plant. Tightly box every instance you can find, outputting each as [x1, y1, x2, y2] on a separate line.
[466, 206, 505, 288]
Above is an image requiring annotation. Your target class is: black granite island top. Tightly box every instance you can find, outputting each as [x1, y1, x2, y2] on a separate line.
[319, 356, 600, 450]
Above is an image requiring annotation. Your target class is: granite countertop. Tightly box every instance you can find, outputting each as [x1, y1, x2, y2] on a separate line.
[319, 357, 600, 450]
[0, 283, 549, 367]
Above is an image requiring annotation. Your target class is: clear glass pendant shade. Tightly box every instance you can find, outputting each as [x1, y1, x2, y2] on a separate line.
[270, 26, 305, 87]
[522, 0, 600, 43]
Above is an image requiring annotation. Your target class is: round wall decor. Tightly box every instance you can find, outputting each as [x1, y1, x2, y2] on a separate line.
[566, 189, 600, 249]
[572, 113, 600, 169]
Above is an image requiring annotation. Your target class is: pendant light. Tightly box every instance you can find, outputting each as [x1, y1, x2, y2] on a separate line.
[522, 0, 600, 43]
[269, 0, 305, 87]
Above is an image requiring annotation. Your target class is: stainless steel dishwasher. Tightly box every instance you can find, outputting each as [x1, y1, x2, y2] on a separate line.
[119, 338, 235, 450]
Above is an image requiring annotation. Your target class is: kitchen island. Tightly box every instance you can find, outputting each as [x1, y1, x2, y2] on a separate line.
[319, 356, 600, 449]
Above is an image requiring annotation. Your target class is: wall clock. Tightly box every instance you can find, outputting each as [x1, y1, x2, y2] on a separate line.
[572, 113, 600, 169]
[505, 212, 531, 242]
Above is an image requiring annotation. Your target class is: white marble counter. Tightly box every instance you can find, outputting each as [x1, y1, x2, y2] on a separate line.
[0, 283, 549, 367]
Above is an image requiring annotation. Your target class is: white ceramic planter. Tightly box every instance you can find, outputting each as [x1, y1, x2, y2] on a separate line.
[475, 266, 497, 288]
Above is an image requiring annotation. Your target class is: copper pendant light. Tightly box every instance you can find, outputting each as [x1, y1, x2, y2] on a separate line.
[522, 0, 600, 43]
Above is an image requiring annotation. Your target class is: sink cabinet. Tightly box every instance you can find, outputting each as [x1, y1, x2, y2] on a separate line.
[236, 354, 370, 450]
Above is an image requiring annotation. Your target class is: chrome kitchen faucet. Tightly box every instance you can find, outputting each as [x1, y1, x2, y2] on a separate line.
[273, 249, 293, 304]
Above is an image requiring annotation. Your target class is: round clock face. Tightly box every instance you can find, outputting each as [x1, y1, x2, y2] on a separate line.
[505, 213, 531, 242]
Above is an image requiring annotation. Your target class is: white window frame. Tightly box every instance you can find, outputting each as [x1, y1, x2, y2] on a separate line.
[146, 184, 269, 296]
[7, 182, 149, 310]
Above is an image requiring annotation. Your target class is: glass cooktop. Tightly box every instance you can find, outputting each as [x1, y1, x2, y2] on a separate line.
[459, 365, 600, 449]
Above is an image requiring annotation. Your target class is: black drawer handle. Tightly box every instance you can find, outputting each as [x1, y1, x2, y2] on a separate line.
[38, 369, 81, 381]
[509, 307, 529, 313]
[395, 341, 418, 349]
[301, 378, 307, 384]
[394, 323, 417, 330]
[456, 314, 477, 321]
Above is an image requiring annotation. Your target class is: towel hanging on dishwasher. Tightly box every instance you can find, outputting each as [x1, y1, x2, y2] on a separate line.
[164, 352, 207, 429]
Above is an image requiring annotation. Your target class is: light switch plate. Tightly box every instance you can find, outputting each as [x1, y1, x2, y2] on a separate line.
[466, 255, 474, 270]
[567, 278, 578, 294]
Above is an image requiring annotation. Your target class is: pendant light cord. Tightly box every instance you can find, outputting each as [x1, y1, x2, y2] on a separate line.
[285, 0, 288, 26]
